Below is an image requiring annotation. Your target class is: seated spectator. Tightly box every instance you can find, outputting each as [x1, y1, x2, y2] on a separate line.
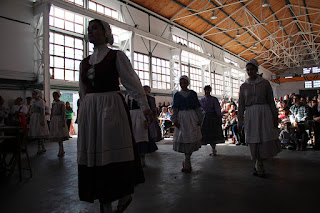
[279, 122, 295, 150]
[311, 99, 319, 117]
[0, 96, 10, 126]
[159, 107, 169, 118]
[9, 97, 28, 128]
[291, 123, 309, 151]
[223, 110, 237, 141]
[229, 97, 237, 110]
[278, 108, 289, 128]
[158, 107, 172, 137]
[290, 94, 307, 124]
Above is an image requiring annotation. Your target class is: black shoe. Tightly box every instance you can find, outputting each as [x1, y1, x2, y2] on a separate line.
[253, 168, 266, 178]
[235, 142, 241, 146]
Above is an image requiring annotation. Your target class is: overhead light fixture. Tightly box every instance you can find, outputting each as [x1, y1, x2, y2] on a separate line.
[279, 21, 284, 29]
[236, 29, 241, 38]
[210, 10, 217, 20]
[262, 0, 270, 7]
[252, 44, 257, 49]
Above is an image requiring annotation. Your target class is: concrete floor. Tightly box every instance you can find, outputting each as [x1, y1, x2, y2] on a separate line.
[1, 137, 320, 213]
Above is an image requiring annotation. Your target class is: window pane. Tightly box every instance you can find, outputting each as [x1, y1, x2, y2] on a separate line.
[65, 70, 74, 81]
[75, 0, 83, 6]
[305, 81, 312, 88]
[50, 32, 54, 43]
[75, 14, 83, 24]
[75, 71, 79, 81]
[65, 21, 74, 31]
[97, 4, 104, 14]
[54, 57, 64, 68]
[88, 1, 96, 10]
[65, 36, 74, 47]
[65, 47, 74, 58]
[314, 80, 320, 88]
[54, 33, 64, 45]
[75, 60, 81, 70]
[49, 44, 54, 55]
[105, 8, 111, 16]
[54, 68, 64, 80]
[55, 7, 64, 17]
[75, 49, 83, 60]
[65, 11, 74, 22]
[75, 39, 83, 50]
[50, 56, 54, 67]
[54, 45, 64, 57]
[65, 59, 75, 70]
[75, 24, 83, 34]
[54, 18, 64, 29]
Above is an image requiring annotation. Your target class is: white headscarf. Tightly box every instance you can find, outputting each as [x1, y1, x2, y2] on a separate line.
[179, 75, 190, 84]
[99, 20, 114, 45]
[33, 89, 43, 99]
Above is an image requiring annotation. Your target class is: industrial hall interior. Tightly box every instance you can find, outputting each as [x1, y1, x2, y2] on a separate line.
[1, 0, 320, 212]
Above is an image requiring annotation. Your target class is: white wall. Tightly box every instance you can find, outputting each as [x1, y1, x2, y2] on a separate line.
[276, 81, 305, 98]
[0, 89, 32, 107]
[0, 0, 34, 76]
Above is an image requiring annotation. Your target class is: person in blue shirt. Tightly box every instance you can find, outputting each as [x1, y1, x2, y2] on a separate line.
[171, 75, 203, 173]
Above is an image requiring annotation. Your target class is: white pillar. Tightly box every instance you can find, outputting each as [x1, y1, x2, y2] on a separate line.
[43, 2, 51, 106]
[130, 31, 135, 67]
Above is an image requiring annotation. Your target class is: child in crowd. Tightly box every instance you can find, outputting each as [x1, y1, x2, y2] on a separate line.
[28, 89, 49, 154]
[279, 122, 295, 150]
[171, 75, 203, 173]
[50, 91, 69, 157]
[292, 123, 309, 151]
[223, 110, 237, 141]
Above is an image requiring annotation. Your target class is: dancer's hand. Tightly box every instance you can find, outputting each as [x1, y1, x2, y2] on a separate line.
[197, 121, 201, 126]
[174, 122, 180, 128]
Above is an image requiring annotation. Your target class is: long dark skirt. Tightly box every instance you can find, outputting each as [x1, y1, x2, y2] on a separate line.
[78, 93, 144, 203]
[137, 131, 158, 154]
[201, 112, 225, 145]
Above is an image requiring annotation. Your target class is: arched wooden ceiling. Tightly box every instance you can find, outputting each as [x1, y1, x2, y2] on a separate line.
[128, 0, 320, 74]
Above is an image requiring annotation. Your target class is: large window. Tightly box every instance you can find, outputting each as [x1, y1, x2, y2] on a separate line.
[50, 6, 84, 34]
[224, 73, 231, 97]
[305, 81, 312, 88]
[232, 79, 239, 98]
[181, 64, 189, 76]
[304, 80, 320, 88]
[64, 0, 84, 7]
[190, 67, 202, 93]
[49, 32, 83, 81]
[224, 57, 239, 68]
[49, 6, 84, 81]
[152, 57, 170, 90]
[133, 52, 150, 86]
[314, 80, 320, 88]
[215, 73, 224, 96]
[181, 51, 207, 67]
[172, 34, 202, 52]
[88, 0, 119, 19]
